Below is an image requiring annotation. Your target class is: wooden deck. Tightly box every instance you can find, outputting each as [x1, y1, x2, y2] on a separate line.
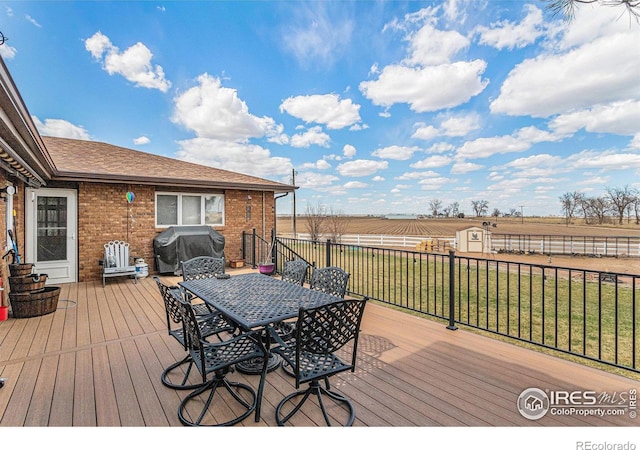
[1, 270, 638, 428]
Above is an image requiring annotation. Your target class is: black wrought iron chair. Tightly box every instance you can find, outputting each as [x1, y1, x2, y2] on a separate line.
[272, 259, 310, 341]
[272, 297, 368, 426]
[153, 276, 236, 390]
[279, 266, 351, 377]
[310, 266, 350, 297]
[181, 256, 227, 317]
[281, 259, 309, 285]
[177, 296, 269, 426]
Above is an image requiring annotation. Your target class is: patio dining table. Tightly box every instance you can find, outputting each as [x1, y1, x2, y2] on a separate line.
[179, 272, 344, 421]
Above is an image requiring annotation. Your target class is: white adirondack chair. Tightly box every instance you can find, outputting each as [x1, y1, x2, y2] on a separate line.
[102, 240, 138, 287]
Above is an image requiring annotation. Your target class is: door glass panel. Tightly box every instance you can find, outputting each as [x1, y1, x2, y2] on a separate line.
[37, 196, 67, 262]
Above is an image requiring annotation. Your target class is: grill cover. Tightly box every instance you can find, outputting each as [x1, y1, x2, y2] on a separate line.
[153, 226, 225, 274]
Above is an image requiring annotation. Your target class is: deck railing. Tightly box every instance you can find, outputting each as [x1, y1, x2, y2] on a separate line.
[243, 232, 639, 374]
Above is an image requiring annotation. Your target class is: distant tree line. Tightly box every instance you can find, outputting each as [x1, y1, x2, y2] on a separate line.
[304, 201, 350, 242]
[560, 185, 639, 225]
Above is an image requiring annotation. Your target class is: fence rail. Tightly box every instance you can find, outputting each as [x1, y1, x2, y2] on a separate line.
[492, 234, 640, 257]
[242, 231, 640, 374]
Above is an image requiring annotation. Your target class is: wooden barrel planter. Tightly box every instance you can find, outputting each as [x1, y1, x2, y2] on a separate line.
[9, 286, 60, 318]
[9, 273, 48, 293]
[7, 272, 58, 318]
[8, 263, 35, 277]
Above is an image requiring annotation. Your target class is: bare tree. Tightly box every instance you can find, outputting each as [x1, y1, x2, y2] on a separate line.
[429, 199, 442, 217]
[304, 201, 326, 241]
[606, 185, 637, 225]
[471, 200, 489, 217]
[559, 191, 584, 226]
[325, 207, 350, 243]
[543, 0, 640, 22]
[583, 196, 611, 224]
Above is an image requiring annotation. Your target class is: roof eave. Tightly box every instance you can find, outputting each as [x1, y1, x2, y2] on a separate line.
[50, 171, 298, 193]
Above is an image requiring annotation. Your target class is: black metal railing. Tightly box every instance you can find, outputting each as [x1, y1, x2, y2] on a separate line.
[242, 233, 639, 374]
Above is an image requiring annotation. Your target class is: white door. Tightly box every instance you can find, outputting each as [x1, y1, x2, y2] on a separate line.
[25, 188, 77, 284]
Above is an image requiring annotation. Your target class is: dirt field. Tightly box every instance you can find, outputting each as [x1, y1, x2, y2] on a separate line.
[276, 216, 640, 274]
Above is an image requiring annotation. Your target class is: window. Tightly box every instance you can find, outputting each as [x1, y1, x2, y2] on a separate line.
[156, 193, 224, 227]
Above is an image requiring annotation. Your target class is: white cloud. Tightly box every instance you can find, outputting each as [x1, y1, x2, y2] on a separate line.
[440, 113, 481, 137]
[280, 94, 361, 129]
[396, 171, 439, 180]
[176, 137, 292, 178]
[426, 142, 455, 154]
[336, 159, 388, 177]
[490, 29, 640, 118]
[295, 171, 340, 189]
[172, 74, 283, 143]
[418, 176, 451, 190]
[372, 176, 385, 182]
[290, 126, 331, 148]
[405, 24, 469, 66]
[360, 60, 488, 113]
[0, 43, 16, 59]
[456, 135, 530, 160]
[451, 161, 483, 174]
[25, 15, 42, 28]
[549, 100, 640, 136]
[410, 155, 452, 169]
[32, 116, 91, 140]
[133, 136, 150, 145]
[343, 181, 368, 189]
[372, 145, 421, 161]
[566, 150, 640, 171]
[84, 31, 171, 92]
[281, 3, 353, 69]
[475, 4, 544, 50]
[412, 124, 439, 141]
[343, 144, 356, 158]
[299, 159, 331, 170]
[456, 126, 563, 160]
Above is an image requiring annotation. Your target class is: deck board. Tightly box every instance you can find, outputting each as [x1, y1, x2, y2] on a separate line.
[0, 272, 638, 429]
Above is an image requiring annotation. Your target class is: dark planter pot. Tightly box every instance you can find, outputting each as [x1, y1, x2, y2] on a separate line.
[9, 286, 60, 318]
[9, 273, 48, 293]
[8, 263, 35, 277]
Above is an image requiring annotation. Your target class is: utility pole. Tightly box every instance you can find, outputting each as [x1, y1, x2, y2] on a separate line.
[520, 205, 524, 224]
[291, 169, 297, 238]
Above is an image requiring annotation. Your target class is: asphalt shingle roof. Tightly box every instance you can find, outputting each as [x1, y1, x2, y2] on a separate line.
[42, 136, 294, 192]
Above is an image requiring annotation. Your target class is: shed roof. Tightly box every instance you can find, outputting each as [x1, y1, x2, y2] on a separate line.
[42, 136, 295, 192]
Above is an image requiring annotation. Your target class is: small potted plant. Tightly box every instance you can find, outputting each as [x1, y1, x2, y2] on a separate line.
[258, 237, 275, 275]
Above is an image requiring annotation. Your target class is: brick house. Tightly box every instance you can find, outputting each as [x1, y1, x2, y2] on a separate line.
[0, 56, 295, 284]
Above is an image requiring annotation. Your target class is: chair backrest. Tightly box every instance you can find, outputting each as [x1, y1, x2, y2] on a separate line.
[104, 240, 131, 268]
[281, 259, 309, 286]
[181, 256, 225, 281]
[310, 266, 350, 298]
[153, 276, 184, 333]
[296, 298, 368, 371]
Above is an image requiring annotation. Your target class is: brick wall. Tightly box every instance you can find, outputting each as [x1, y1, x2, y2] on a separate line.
[78, 183, 275, 282]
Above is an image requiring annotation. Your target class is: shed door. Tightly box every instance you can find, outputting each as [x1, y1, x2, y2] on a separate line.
[25, 188, 78, 284]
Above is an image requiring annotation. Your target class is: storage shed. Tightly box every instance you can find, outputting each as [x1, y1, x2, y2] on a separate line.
[456, 226, 489, 253]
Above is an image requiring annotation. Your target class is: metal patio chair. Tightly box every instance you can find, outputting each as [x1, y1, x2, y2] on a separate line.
[279, 265, 351, 377]
[272, 297, 368, 426]
[310, 266, 350, 298]
[153, 276, 236, 390]
[181, 256, 227, 317]
[281, 259, 309, 286]
[177, 296, 268, 426]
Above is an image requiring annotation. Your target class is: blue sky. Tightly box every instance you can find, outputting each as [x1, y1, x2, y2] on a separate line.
[1, 0, 639, 217]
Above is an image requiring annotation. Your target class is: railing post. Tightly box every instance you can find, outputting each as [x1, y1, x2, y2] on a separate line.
[447, 249, 458, 331]
[271, 228, 277, 270]
[326, 239, 332, 267]
[251, 228, 257, 268]
[241, 230, 246, 261]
